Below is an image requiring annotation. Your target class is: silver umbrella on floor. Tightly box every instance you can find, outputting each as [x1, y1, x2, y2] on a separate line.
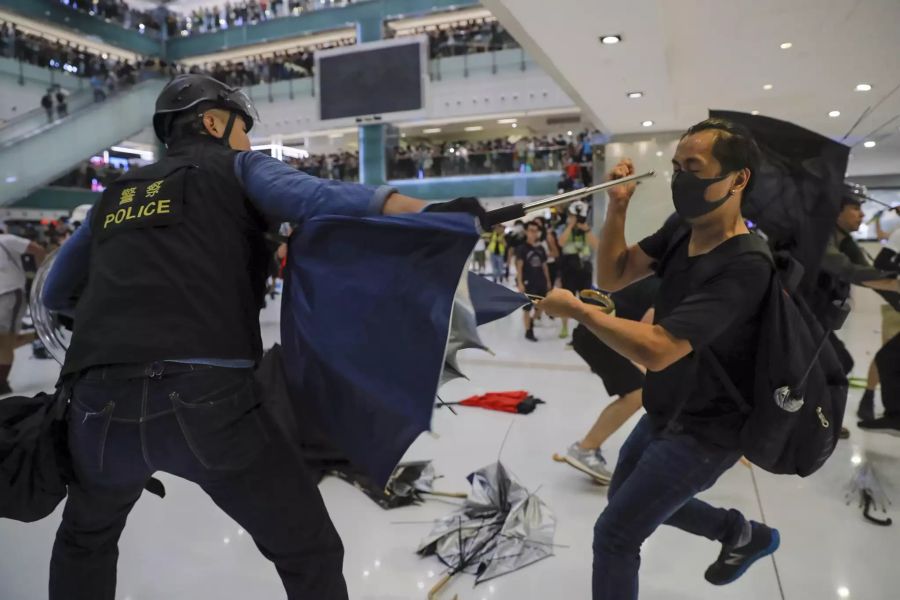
[845, 451, 893, 526]
[418, 461, 556, 599]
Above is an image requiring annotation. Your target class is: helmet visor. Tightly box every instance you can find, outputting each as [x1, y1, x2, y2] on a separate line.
[221, 88, 259, 131]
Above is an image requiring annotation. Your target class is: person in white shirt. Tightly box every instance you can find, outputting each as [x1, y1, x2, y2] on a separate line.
[0, 231, 46, 394]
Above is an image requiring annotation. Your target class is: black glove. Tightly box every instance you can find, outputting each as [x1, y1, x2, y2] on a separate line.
[423, 196, 487, 229]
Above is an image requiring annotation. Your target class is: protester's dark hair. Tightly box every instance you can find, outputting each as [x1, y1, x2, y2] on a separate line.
[683, 118, 762, 194]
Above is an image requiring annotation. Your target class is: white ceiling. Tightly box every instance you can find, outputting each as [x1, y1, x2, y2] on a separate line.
[481, 0, 900, 176]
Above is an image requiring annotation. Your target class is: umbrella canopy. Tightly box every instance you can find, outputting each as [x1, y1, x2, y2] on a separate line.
[442, 391, 545, 415]
[418, 461, 556, 590]
[280, 212, 480, 487]
[845, 454, 893, 526]
[709, 110, 850, 291]
[440, 273, 530, 387]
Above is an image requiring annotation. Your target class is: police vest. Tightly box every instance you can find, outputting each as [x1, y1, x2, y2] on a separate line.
[63, 138, 270, 375]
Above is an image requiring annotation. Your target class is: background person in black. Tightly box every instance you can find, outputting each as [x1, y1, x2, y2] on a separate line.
[815, 192, 900, 432]
[565, 276, 660, 484]
[516, 220, 551, 341]
[539, 119, 779, 600]
[38, 74, 481, 600]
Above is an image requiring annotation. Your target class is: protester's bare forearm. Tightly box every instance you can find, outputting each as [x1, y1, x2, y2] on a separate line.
[383, 193, 426, 215]
[574, 304, 690, 371]
[596, 208, 629, 289]
[862, 278, 900, 293]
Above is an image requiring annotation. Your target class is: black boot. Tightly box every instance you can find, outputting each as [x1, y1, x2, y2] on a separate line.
[857, 389, 876, 422]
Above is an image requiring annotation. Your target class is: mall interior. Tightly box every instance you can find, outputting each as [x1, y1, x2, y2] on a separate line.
[0, 1, 899, 599]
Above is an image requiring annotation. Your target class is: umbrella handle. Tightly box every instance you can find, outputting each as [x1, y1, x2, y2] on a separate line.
[862, 491, 893, 526]
[428, 572, 455, 599]
[422, 490, 468, 499]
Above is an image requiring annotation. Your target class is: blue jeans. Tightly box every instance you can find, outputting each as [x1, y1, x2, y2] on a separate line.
[592, 416, 745, 600]
[489, 252, 506, 283]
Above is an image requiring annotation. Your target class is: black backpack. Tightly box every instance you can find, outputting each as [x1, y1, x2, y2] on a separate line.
[661, 226, 849, 477]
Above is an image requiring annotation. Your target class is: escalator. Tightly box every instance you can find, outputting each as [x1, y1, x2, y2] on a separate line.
[0, 78, 166, 206]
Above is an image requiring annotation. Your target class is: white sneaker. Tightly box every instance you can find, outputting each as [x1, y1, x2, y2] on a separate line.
[566, 442, 613, 483]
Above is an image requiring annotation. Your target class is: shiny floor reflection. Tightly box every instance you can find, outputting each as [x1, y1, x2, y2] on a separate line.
[1, 288, 897, 600]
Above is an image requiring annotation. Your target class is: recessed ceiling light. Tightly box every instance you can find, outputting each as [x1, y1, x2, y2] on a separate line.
[599, 35, 621, 45]
[655, 150, 663, 157]
[763, 84, 773, 90]
[641, 120, 654, 127]
[855, 83, 872, 91]
[837, 587, 850, 599]
[828, 110, 841, 117]
[497, 118, 518, 124]
[863, 140, 876, 148]
[422, 127, 441, 134]
[566, 130, 573, 136]
[780, 42, 792, 49]
[626, 91, 644, 99]
[511, 123, 518, 128]
[464, 125, 484, 132]
[751, 110, 760, 115]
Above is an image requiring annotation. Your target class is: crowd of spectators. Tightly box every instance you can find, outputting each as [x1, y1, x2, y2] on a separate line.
[56, 0, 522, 63]
[58, 0, 359, 37]
[388, 130, 597, 181]
[285, 151, 359, 181]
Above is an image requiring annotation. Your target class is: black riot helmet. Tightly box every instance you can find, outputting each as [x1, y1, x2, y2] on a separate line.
[152, 74, 259, 146]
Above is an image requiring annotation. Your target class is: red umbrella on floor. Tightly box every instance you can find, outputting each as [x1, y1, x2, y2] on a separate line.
[439, 391, 545, 414]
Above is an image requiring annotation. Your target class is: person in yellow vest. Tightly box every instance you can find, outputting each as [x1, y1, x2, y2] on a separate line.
[487, 223, 508, 283]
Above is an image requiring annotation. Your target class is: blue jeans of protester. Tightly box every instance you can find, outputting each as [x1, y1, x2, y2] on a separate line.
[592, 415, 745, 600]
[50, 362, 347, 600]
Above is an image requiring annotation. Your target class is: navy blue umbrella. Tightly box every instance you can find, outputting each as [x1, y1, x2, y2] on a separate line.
[280, 212, 525, 487]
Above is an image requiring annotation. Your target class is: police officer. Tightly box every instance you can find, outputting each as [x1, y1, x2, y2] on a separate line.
[41, 74, 484, 600]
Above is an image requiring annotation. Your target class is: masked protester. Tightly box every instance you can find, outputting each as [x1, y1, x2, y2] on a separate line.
[40, 74, 484, 600]
[539, 118, 778, 600]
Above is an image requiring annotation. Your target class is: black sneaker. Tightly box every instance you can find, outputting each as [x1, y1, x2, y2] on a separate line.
[857, 390, 875, 422]
[704, 522, 780, 586]
[525, 329, 537, 342]
[858, 415, 900, 437]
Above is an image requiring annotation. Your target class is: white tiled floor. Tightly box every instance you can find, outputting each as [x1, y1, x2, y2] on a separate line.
[1, 286, 898, 600]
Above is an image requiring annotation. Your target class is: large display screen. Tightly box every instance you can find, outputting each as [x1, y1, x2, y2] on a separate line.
[317, 38, 426, 121]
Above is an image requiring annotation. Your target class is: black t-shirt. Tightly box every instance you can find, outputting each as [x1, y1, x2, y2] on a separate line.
[609, 276, 661, 322]
[638, 217, 771, 449]
[516, 243, 548, 286]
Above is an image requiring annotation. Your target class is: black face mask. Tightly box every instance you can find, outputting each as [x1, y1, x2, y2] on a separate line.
[671, 170, 734, 219]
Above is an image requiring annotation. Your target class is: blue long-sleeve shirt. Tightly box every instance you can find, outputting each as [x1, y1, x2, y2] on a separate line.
[42, 151, 397, 364]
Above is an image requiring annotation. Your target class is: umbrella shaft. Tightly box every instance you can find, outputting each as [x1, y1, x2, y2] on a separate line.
[521, 170, 655, 214]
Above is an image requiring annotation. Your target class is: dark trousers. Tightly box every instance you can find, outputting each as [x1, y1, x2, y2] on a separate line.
[592, 416, 744, 600]
[49, 363, 347, 600]
[876, 332, 900, 415]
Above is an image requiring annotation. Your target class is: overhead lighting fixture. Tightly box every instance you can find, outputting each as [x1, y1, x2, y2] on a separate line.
[855, 83, 872, 91]
[780, 42, 792, 49]
[497, 118, 518, 124]
[464, 125, 484, 132]
[599, 35, 621, 45]
[641, 120, 654, 127]
[511, 123, 518, 128]
[422, 127, 442, 134]
[626, 91, 644, 99]
[863, 140, 876, 148]
[837, 587, 850, 599]
[566, 130, 573, 136]
[751, 110, 760, 115]
[828, 110, 841, 117]
[763, 84, 773, 90]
